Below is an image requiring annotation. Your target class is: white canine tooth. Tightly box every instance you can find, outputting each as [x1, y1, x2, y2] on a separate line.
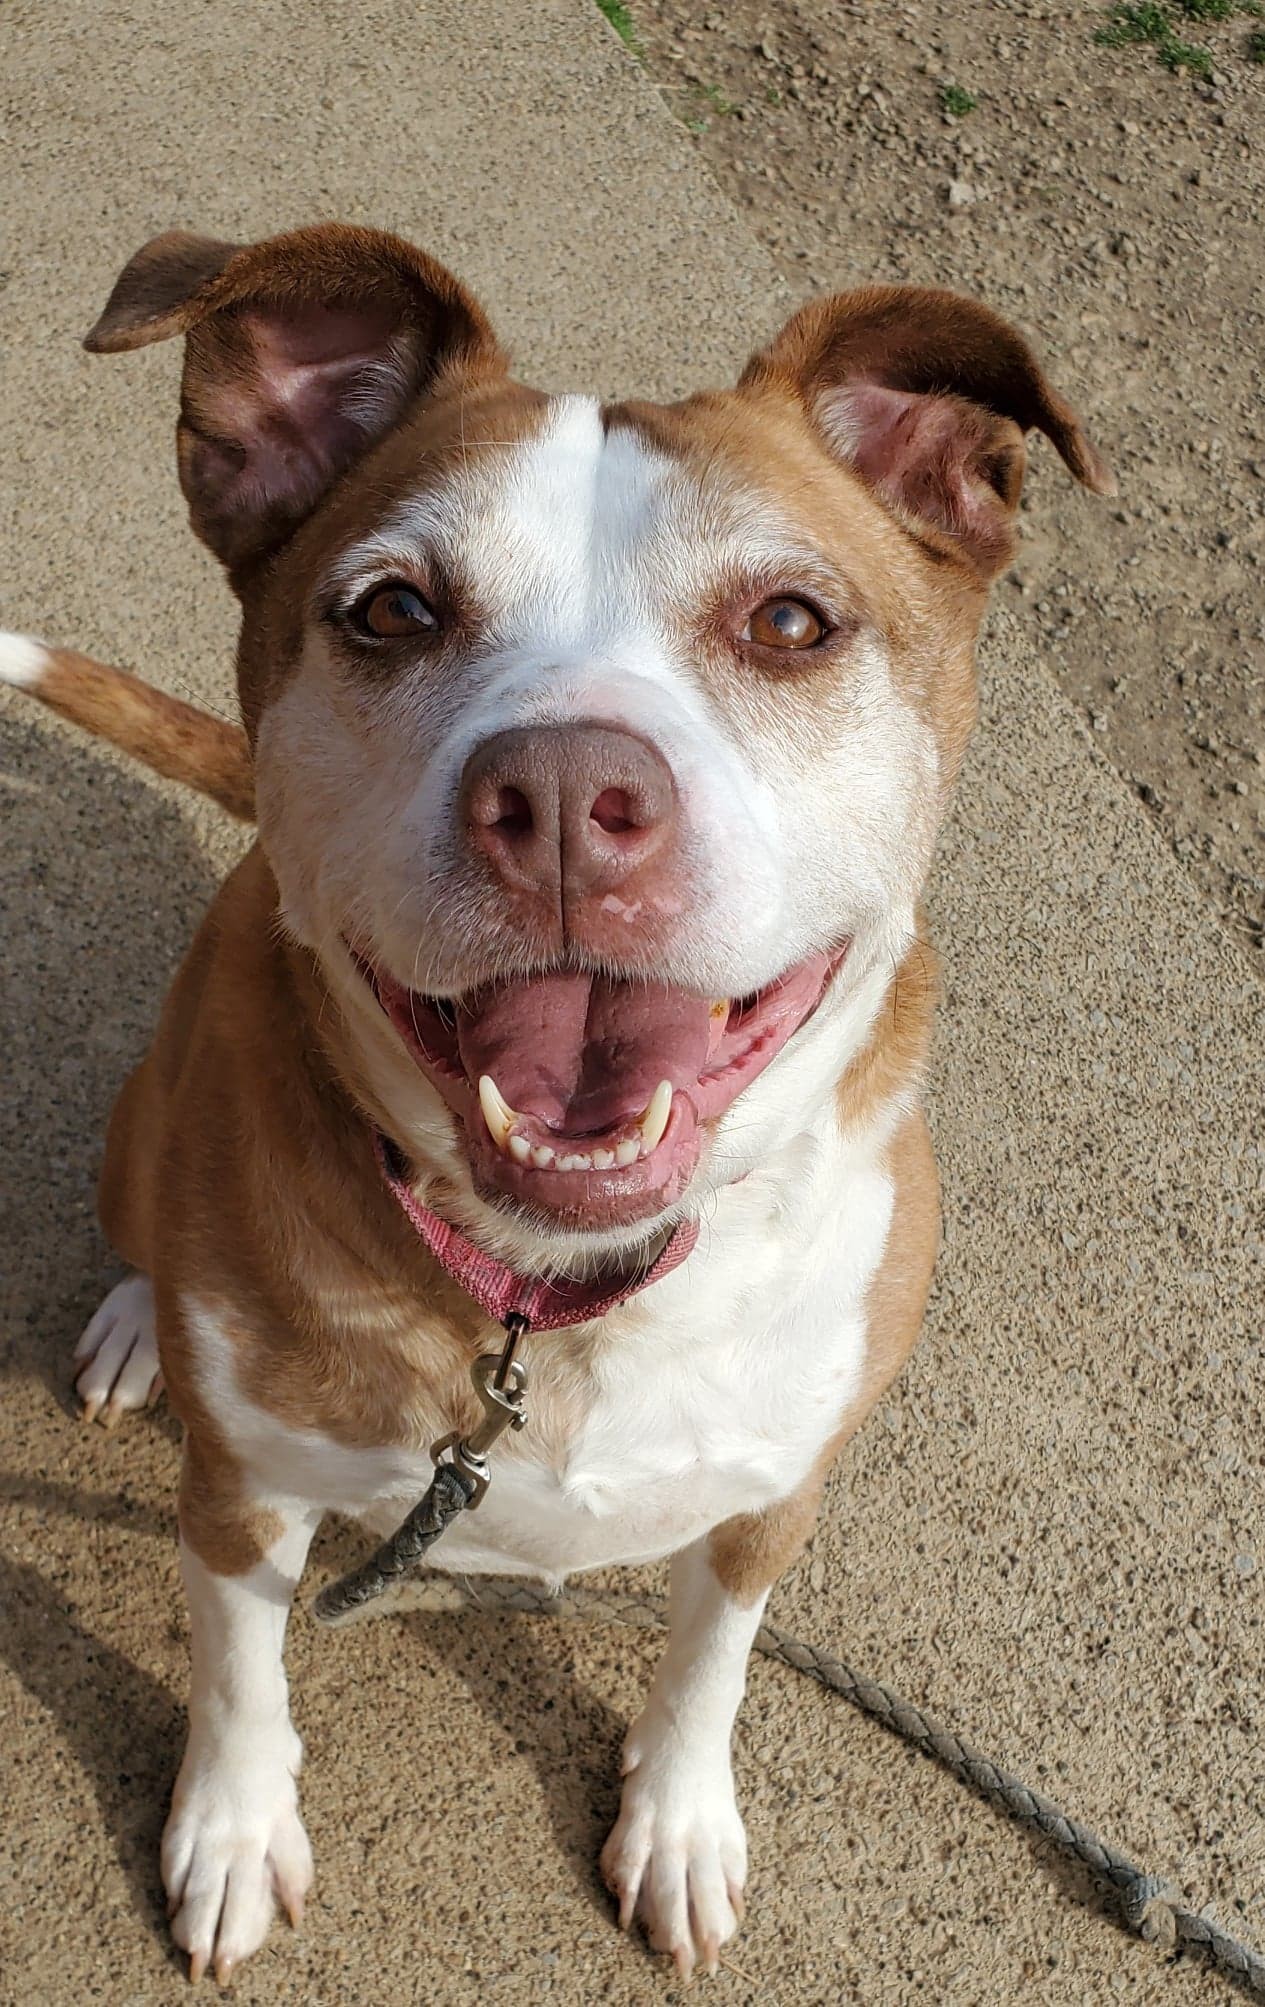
[508, 1132, 531, 1164]
[478, 1075, 518, 1151]
[639, 1079, 673, 1154]
[709, 998, 729, 1019]
[615, 1138, 640, 1168]
[531, 1144, 555, 1170]
[592, 1149, 614, 1170]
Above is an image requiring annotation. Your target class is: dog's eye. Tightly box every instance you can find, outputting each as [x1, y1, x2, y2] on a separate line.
[741, 598, 827, 650]
[349, 583, 439, 640]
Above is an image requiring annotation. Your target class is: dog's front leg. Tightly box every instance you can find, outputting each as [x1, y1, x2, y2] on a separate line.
[163, 1446, 319, 1984]
[599, 1536, 771, 1979]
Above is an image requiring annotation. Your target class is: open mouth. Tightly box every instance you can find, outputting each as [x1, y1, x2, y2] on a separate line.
[362, 950, 847, 1231]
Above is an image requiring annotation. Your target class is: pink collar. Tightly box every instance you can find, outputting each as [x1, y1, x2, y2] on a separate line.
[375, 1133, 698, 1331]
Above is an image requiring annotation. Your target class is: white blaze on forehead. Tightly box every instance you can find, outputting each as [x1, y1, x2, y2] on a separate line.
[325, 393, 823, 650]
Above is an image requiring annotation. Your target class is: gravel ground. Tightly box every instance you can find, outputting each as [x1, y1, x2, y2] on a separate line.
[619, 0, 1265, 965]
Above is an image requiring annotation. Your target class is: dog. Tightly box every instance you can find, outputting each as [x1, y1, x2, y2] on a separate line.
[0, 222, 1110, 1984]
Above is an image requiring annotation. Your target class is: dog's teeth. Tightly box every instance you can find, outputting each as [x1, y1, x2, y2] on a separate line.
[638, 1079, 673, 1154]
[485, 1077, 671, 1170]
[709, 998, 729, 1019]
[478, 1074, 519, 1151]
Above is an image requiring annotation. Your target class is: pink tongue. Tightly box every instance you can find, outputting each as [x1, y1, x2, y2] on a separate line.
[456, 971, 713, 1134]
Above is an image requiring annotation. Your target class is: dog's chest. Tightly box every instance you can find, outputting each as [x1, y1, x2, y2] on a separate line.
[426, 1304, 860, 1579]
[363, 1155, 889, 1578]
[198, 1138, 893, 1580]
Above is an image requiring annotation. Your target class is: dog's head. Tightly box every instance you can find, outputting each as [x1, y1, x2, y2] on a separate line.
[88, 224, 1110, 1268]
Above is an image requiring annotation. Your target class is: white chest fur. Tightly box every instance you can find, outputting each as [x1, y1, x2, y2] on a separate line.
[188, 1117, 893, 1586]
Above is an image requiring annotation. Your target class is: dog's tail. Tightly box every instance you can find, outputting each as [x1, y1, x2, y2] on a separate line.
[0, 632, 255, 822]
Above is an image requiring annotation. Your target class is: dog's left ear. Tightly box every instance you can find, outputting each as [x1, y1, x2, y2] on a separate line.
[85, 223, 504, 574]
[741, 287, 1113, 578]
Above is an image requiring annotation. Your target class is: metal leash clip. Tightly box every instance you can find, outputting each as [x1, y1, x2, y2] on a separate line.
[428, 1314, 530, 1509]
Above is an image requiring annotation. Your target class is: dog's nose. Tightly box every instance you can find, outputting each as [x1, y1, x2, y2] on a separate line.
[460, 723, 678, 911]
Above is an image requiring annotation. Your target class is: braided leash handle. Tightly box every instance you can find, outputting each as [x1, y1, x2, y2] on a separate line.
[311, 1465, 478, 1627]
[346, 1574, 1265, 1999]
[755, 1622, 1265, 1999]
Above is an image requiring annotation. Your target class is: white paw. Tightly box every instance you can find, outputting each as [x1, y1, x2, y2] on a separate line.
[599, 1716, 747, 1980]
[162, 1742, 312, 1984]
[73, 1273, 162, 1425]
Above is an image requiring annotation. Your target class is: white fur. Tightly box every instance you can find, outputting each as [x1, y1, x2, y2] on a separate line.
[0, 631, 50, 687]
[163, 1514, 318, 1982]
[259, 398, 937, 1005]
[600, 1540, 764, 1975]
[78, 384, 939, 1982]
[73, 1272, 161, 1423]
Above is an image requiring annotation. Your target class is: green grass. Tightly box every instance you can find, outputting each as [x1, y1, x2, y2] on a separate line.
[678, 79, 739, 132]
[592, 0, 739, 124]
[594, 0, 641, 56]
[1096, 0, 1265, 70]
[940, 82, 978, 116]
[699, 82, 737, 115]
[1159, 32, 1215, 66]
[1096, 3, 1176, 46]
[1248, 23, 1265, 52]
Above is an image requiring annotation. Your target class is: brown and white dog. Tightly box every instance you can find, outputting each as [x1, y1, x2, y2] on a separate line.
[0, 223, 1110, 1985]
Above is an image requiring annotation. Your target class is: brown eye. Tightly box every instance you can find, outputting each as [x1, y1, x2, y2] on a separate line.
[350, 583, 438, 640]
[743, 598, 827, 650]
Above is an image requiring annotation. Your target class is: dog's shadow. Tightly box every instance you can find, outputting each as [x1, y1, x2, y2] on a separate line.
[0, 1546, 183, 1959]
[0, 705, 231, 1397]
[0, 710, 223, 1963]
[408, 1603, 635, 1908]
[307, 1518, 641, 1922]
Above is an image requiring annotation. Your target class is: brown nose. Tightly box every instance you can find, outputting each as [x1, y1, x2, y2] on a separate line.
[460, 723, 678, 912]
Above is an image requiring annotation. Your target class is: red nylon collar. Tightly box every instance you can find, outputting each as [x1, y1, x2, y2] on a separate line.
[375, 1132, 698, 1331]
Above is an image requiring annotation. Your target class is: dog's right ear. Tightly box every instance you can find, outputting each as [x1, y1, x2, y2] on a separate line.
[85, 224, 505, 574]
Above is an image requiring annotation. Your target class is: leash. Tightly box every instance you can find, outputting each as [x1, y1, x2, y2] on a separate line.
[321, 1568, 1265, 1999]
[313, 1312, 531, 1626]
[312, 1138, 1265, 1997]
[314, 1134, 696, 1625]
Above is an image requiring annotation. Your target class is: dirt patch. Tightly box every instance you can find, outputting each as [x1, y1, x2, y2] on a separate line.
[614, 0, 1265, 963]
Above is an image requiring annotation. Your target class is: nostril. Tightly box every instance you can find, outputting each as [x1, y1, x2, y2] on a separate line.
[589, 786, 642, 837]
[489, 784, 533, 838]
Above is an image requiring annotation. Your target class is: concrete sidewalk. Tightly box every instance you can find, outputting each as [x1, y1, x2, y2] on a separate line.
[1, 3, 1260, 2002]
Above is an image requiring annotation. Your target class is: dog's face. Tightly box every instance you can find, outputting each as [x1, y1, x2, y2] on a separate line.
[89, 226, 1109, 1267]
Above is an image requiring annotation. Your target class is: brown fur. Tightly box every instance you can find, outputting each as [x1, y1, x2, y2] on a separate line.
[85, 224, 506, 580]
[17, 646, 254, 820]
[740, 284, 1114, 534]
[837, 920, 938, 1135]
[234, 373, 550, 737]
